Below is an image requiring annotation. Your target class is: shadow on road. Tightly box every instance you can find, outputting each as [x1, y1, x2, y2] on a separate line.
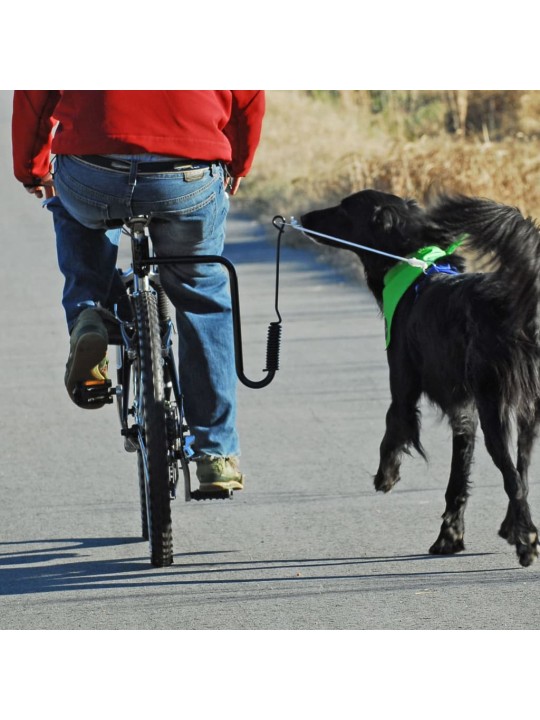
[0, 536, 515, 598]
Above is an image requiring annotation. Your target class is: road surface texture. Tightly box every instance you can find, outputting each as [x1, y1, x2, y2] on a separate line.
[2, 91, 540, 631]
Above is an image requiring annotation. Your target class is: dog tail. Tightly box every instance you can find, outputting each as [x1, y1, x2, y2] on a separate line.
[428, 194, 540, 329]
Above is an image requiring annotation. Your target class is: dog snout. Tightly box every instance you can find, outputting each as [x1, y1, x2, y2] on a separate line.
[300, 207, 342, 244]
[299, 210, 324, 243]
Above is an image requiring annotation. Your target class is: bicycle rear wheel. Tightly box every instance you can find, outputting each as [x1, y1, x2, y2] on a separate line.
[134, 289, 173, 567]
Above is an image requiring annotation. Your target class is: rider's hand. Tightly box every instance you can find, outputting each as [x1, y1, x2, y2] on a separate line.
[229, 177, 242, 196]
[25, 172, 55, 199]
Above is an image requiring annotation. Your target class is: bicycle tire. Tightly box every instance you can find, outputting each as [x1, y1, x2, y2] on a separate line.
[134, 289, 173, 567]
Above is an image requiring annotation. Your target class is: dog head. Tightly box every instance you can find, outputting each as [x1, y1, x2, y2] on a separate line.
[301, 189, 436, 302]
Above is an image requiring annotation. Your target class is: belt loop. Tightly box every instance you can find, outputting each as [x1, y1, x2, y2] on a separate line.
[128, 160, 138, 187]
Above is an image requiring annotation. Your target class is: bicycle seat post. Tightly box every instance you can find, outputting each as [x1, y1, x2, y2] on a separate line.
[126, 216, 152, 289]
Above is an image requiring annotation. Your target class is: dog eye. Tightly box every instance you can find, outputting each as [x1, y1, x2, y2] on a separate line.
[336, 210, 352, 232]
[338, 206, 352, 225]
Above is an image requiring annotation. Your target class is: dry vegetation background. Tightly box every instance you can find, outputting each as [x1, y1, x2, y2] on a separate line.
[239, 90, 540, 226]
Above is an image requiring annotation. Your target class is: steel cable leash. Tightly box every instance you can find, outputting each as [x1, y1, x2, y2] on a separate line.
[273, 215, 429, 270]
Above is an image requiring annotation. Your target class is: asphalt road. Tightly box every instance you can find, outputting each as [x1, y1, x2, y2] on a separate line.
[2, 91, 540, 636]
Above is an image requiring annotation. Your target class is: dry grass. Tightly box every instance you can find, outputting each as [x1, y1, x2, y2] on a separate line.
[238, 91, 540, 227]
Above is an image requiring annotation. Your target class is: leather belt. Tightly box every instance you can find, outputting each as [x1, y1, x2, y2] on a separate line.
[76, 155, 213, 173]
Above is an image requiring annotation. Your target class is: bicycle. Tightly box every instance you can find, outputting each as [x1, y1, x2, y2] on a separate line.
[73, 215, 282, 567]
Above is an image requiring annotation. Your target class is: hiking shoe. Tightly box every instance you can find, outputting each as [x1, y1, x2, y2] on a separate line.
[64, 308, 109, 408]
[89, 355, 109, 381]
[196, 456, 244, 491]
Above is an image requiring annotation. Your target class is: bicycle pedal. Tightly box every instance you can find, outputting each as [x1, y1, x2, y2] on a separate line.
[73, 378, 114, 406]
[121, 426, 139, 452]
[189, 489, 233, 501]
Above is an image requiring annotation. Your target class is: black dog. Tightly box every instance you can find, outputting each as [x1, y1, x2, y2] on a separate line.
[301, 189, 540, 566]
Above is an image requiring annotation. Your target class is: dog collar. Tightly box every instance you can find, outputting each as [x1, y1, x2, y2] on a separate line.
[382, 235, 467, 349]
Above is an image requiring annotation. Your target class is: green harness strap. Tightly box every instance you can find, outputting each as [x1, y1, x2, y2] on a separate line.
[382, 234, 468, 349]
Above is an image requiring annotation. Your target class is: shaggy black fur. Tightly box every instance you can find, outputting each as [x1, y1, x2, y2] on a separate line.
[301, 189, 540, 566]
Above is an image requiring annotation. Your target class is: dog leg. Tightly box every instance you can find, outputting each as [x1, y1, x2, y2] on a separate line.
[430, 406, 477, 555]
[499, 407, 540, 545]
[498, 504, 517, 545]
[374, 396, 423, 493]
[478, 399, 539, 567]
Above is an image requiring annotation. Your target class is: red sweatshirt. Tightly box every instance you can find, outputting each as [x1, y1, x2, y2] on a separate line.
[12, 90, 265, 186]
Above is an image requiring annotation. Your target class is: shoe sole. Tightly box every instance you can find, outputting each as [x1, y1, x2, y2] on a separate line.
[65, 331, 108, 407]
[199, 479, 244, 492]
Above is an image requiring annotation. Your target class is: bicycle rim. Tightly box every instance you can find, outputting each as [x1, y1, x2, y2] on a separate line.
[134, 290, 173, 567]
[136, 449, 149, 540]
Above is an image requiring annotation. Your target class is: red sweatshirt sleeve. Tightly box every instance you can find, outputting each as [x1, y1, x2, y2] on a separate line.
[12, 90, 60, 185]
[223, 91, 265, 177]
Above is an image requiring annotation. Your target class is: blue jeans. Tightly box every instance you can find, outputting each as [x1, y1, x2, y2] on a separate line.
[49, 153, 239, 458]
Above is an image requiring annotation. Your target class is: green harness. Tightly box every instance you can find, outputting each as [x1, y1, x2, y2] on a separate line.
[382, 234, 468, 348]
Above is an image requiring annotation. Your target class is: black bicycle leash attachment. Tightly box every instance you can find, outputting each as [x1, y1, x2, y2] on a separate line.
[138, 218, 285, 390]
[234, 216, 284, 388]
[263, 216, 286, 374]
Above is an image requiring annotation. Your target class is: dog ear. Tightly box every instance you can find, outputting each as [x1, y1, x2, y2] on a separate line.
[372, 205, 405, 233]
[372, 199, 421, 234]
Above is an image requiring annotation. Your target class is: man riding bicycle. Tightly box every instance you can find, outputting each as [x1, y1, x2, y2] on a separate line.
[11, 90, 265, 493]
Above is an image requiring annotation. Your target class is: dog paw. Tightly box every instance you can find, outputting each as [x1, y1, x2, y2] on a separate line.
[498, 520, 516, 544]
[373, 470, 399, 493]
[429, 530, 465, 555]
[517, 548, 538, 567]
[516, 532, 539, 567]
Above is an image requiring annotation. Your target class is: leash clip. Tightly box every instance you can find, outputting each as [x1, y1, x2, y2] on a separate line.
[407, 258, 429, 271]
[272, 215, 287, 232]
